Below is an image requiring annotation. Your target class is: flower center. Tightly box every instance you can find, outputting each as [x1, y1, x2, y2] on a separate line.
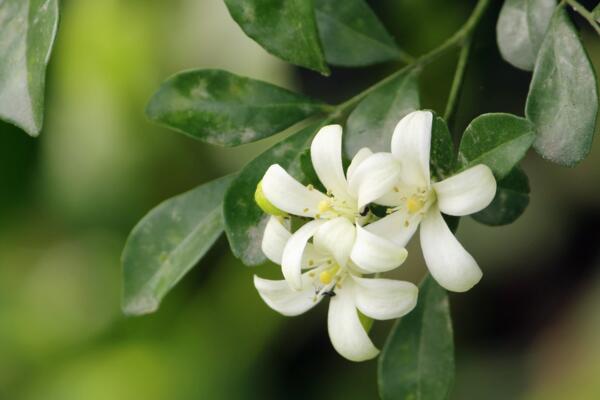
[387, 187, 435, 217]
[316, 196, 358, 220]
[307, 260, 348, 301]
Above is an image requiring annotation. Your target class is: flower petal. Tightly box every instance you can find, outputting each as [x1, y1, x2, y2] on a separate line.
[350, 224, 408, 273]
[391, 110, 432, 187]
[327, 283, 379, 362]
[313, 217, 356, 267]
[420, 207, 482, 292]
[346, 147, 373, 183]
[261, 216, 291, 264]
[262, 164, 328, 218]
[282, 220, 324, 290]
[433, 164, 497, 216]
[254, 274, 321, 316]
[352, 276, 418, 320]
[311, 125, 351, 200]
[365, 209, 422, 248]
[347, 152, 402, 208]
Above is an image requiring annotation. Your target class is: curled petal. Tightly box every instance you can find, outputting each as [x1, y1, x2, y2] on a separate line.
[347, 153, 402, 208]
[433, 164, 497, 216]
[261, 217, 291, 264]
[327, 283, 379, 362]
[352, 276, 418, 320]
[420, 207, 482, 292]
[311, 125, 351, 200]
[346, 147, 373, 183]
[391, 111, 432, 188]
[313, 217, 356, 267]
[262, 164, 328, 218]
[254, 274, 321, 316]
[282, 220, 324, 290]
[350, 224, 408, 273]
[365, 209, 422, 248]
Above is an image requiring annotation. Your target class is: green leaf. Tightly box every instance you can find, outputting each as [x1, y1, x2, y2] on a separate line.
[224, 0, 329, 74]
[594, 4, 600, 22]
[496, 0, 556, 71]
[224, 123, 322, 266]
[345, 69, 420, 157]
[315, 0, 401, 67]
[146, 69, 327, 146]
[526, 8, 599, 166]
[122, 175, 235, 316]
[459, 113, 535, 179]
[430, 113, 456, 181]
[0, 0, 59, 136]
[378, 275, 454, 400]
[472, 167, 530, 226]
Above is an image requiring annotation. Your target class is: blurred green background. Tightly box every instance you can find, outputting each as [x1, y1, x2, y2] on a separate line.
[1, 0, 600, 399]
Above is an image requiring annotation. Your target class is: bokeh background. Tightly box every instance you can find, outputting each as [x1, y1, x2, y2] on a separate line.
[1, 0, 600, 399]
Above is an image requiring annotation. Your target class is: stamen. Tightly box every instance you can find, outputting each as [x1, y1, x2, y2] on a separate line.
[303, 207, 309, 213]
[393, 186, 400, 192]
[404, 220, 410, 227]
[307, 184, 314, 191]
[406, 196, 424, 213]
[318, 200, 331, 213]
[319, 270, 333, 284]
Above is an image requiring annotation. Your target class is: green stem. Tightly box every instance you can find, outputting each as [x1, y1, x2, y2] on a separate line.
[444, 35, 472, 129]
[564, 0, 600, 36]
[332, 0, 490, 116]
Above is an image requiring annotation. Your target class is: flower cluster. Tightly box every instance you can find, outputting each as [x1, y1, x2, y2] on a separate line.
[253, 110, 497, 361]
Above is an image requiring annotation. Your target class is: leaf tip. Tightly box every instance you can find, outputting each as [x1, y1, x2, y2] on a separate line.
[122, 295, 160, 316]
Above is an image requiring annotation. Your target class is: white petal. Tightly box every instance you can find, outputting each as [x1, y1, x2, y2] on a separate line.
[346, 147, 373, 183]
[352, 276, 418, 320]
[261, 216, 290, 264]
[327, 283, 379, 362]
[254, 274, 320, 316]
[420, 207, 482, 292]
[262, 164, 328, 218]
[313, 217, 356, 267]
[347, 153, 402, 208]
[350, 224, 408, 273]
[390, 111, 432, 187]
[365, 209, 422, 248]
[311, 125, 351, 200]
[282, 220, 324, 290]
[433, 164, 497, 216]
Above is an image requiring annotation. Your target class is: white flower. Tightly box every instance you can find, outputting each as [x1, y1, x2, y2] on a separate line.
[349, 110, 497, 292]
[255, 216, 418, 362]
[259, 124, 409, 287]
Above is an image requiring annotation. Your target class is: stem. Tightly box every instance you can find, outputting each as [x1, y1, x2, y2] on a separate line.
[444, 35, 472, 127]
[564, 0, 600, 36]
[332, 0, 491, 116]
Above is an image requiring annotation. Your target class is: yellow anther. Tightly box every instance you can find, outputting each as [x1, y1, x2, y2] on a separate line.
[303, 208, 309, 212]
[319, 270, 333, 284]
[307, 184, 314, 191]
[386, 208, 394, 214]
[254, 181, 287, 217]
[404, 220, 410, 227]
[393, 186, 400, 192]
[308, 260, 315, 266]
[406, 196, 424, 214]
[318, 200, 331, 213]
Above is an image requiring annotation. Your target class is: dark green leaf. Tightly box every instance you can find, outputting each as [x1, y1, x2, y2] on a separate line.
[122, 175, 235, 315]
[345, 69, 420, 157]
[224, 123, 322, 266]
[378, 275, 454, 400]
[472, 167, 530, 226]
[0, 0, 59, 136]
[459, 113, 535, 179]
[526, 8, 599, 166]
[430, 113, 456, 181]
[224, 0, 329, 74]
[315, 0, 401, 66]
[146, 69, 327, 146]
[496, 0, 556, 71]
[594, 4, 600, 22]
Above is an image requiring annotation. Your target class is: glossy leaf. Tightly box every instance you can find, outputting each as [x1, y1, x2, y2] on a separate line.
[146, 69, 327, 146]
[345, 69, 420, 157]
[473, 167, 530, 226]
[496, 0, 556, 71]
[122, 175, 235, 315]
[315, 0, 401, 66]
[526, 8, 599, 166]
[0, 0, 59, 136]
[430, 113, 456, 181]
[224, 0, 329, 74]
[378, 275, 454, 400]
[459, 113, 535, 179]
[224, 123, 322, 266]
